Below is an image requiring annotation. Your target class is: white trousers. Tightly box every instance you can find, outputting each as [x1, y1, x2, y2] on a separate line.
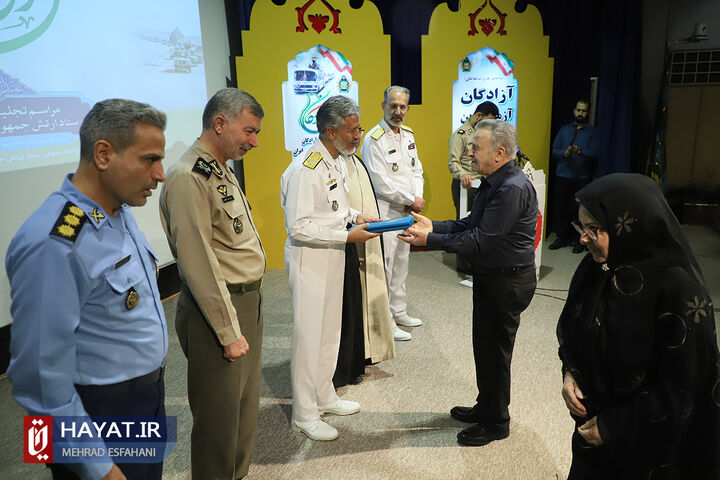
[378, 201, 409, 317]
[285, 242, 345, 422]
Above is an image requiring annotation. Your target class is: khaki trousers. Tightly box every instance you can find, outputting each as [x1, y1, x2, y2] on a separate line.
[176, 284, 263, 480]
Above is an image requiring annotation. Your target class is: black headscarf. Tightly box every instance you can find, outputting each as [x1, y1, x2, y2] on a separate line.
[557, 173, 720, 479]
[575, 173, 704, 285]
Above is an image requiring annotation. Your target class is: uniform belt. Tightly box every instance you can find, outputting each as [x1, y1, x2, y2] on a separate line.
[226, 278, 262, 294]
[474, 263, 535, 276]
[75, 366, 164, 399]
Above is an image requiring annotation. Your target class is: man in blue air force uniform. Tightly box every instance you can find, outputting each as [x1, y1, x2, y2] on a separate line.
[6, 99, 168, 480]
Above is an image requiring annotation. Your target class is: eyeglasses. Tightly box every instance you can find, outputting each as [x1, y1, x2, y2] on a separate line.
[349, 127, 365, 136]
[571, 220, 602, 241]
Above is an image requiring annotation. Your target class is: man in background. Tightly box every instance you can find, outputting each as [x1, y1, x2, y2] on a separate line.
[548, 99, 599, 253]
[449, 101, 499, 219]
[160, 88, 265, 479]
[7, 99, 168, 480]
[448, 101, 499, 274]
[361, 86, 424, 341]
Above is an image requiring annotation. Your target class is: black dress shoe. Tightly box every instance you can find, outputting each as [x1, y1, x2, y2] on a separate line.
[548, 237, 569, 250]
[450, 405, 483, 423]
[572, 242, 585, 254]
[348, 375, 363, 385]
[457, 423, 509, 446]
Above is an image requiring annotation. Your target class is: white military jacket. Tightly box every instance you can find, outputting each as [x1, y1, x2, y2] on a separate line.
[281, 139, 359, 246]
[360, 119, 424, 207]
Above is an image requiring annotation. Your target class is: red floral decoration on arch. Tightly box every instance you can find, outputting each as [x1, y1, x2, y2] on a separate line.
[296, 0, 342, 34]
[468, 0, 507, 37]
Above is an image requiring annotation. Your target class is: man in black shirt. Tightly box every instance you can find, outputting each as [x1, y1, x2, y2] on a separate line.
[400, 119, 537, 447]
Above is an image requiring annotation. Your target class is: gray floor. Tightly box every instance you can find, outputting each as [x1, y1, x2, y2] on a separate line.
[1, 225, 718, 479]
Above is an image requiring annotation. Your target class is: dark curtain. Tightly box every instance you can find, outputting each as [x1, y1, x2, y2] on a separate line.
[594, 0, 643, 176]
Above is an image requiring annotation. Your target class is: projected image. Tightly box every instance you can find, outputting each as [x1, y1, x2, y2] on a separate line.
[282, 45, 358, 158]
[0, 0, 207, 173]
[451, 47, 518, 131]
[135, 27, 204, 74]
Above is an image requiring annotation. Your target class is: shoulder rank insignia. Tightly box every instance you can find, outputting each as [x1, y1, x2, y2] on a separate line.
[192, 158, 212, 180]
[457, 129, 465, 135]
[209, 159, 224, 178]
[400, 124, 413, 133]
[50, 201, 88, 243]
[303, 151, 323, 169]
[370, 126, 385, 140]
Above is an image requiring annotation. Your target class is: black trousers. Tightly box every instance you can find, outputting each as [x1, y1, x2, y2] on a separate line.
[549, 176, 590, 240]
[471, 267, 536, 426]
[50, 376, 166, 480]
[451, 178, 479, 274]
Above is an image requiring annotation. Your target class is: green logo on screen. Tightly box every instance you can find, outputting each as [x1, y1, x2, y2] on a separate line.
[0, 0, 59, 54]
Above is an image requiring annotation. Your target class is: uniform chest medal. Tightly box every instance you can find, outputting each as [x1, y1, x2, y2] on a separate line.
[217, 185, 228, 196]
[331, 200, 339, 211]
[392, 163, 399, 172]
[233, 217, 244, 234]
[126, 287, 139, 310]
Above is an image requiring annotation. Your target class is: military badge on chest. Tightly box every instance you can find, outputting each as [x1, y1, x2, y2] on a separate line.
[392, 163, 399, 172]
[233, 217, 244, 234]
[126, 287, 139, 310]
[217, 184, 234, 203]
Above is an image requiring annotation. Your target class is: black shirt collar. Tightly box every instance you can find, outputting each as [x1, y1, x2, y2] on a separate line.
[482, 160, 517, 187]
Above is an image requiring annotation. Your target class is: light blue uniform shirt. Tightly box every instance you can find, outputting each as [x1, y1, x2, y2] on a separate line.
[6, 175, 167, 479]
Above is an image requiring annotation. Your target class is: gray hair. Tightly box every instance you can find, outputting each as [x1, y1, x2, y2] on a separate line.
[202, 88, 264, 130]
[316, 96, 361, 140]
[475, 119, 518, 160]
[79, 99, 166, 162]
[383, 86, 410, 104]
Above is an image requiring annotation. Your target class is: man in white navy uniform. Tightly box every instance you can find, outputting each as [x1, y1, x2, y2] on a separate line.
[360, 86, 425, 341]
[281, 95, 379, 441]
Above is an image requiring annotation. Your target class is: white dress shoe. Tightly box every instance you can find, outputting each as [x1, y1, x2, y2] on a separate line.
[291, 419, 338, 441]
[394, 312, 422, 327]
[319, 399, 361, 416]
[393, 323, 412, 341]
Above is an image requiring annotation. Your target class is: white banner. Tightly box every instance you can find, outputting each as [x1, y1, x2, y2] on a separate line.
[451, 46, 518, 132]
[281, 45, 359, 159]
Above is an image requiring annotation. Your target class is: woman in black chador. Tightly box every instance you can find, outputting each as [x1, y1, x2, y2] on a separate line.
[557, 173, 720, 479]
